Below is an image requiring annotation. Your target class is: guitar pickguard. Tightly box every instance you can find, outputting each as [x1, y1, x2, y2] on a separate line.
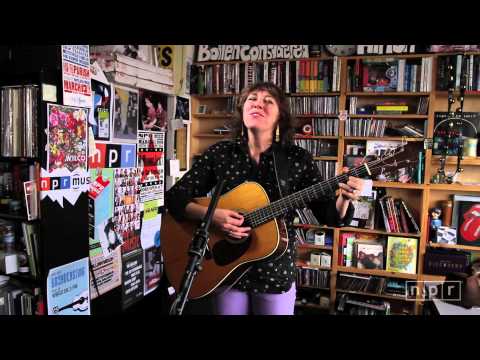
[212, 236, 252, 266]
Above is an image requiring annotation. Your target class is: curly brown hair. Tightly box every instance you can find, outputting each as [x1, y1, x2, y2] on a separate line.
[227, 82, 295, 147]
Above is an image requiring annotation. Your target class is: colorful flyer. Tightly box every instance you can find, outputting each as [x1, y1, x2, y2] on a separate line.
[89, 247, 122, 300]
[137, 131, 165, 205]
[47, 257, 90, 315]
[61, 45, 92, 108]
[47, 103, 88, 173]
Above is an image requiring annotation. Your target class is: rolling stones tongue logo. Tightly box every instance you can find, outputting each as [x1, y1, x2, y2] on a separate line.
[460, 204, 480, 242]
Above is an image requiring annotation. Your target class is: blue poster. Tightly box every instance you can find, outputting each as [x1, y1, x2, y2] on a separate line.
[47, 257, 90, 315]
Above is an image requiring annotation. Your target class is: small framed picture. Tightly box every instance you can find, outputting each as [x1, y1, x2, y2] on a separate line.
[197, 105, 207, 114]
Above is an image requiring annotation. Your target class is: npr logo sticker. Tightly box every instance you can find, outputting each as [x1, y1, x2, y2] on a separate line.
[41, 173, 90, 191]
[89, 143, 136, 169]
[405, 281, 462, 301]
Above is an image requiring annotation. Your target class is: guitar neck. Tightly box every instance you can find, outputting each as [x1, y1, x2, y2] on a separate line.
[244, 162, 374, 229]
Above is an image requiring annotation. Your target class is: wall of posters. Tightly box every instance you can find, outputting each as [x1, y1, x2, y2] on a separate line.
[47, 104, 88, 173]
[139, 89, 168, 131]
[121, 248, 144, 309]
[47, 257, 90, 315]
[61, 45, 92, 107]
[113, 85, 138, 143]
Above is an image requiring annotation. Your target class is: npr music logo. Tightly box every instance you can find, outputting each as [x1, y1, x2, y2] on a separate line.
[405, 281, 462, 301]
[88, 143, 136, 169]
[40, 174, 90, 191]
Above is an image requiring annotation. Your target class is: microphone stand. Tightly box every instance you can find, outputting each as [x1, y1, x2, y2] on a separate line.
[169, 179, 226, 315]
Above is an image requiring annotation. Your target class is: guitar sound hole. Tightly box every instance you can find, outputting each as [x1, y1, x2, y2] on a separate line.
[212, 236, 251, 266]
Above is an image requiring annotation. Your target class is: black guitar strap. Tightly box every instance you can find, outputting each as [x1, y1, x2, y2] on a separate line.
[272, 144, 290, 199]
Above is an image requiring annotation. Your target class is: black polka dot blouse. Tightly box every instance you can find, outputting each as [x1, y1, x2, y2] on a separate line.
[166, 139, 354, 294]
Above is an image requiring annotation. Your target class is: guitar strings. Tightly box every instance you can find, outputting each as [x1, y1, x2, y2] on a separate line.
[244, 154, 397, 228]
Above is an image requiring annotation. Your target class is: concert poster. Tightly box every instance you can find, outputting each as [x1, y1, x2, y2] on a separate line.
[121, 248, 144, 309]
[47, 103, 88, 173]
[47, 257, 90, 315]
[137, 131, 165, 206]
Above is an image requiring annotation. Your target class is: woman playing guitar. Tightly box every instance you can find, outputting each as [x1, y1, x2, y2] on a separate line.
[165, 82, 364, 315]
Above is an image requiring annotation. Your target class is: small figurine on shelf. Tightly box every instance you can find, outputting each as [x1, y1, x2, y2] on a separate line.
[430, 207, 443, 242]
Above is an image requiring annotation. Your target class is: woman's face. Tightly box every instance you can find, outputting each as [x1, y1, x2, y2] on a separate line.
[242, 90, 279, 135]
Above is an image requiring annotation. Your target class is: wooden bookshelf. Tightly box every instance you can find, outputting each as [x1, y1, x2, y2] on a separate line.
[336, 289, 411, 302]
[192, 113, 233, 119]
[431, 156, 480, 166]
[313, 156, 338, 161]
[348, 114, 428, 119]
[427, 242, 480, 252]
[295, 114, 339, 118]
[297, 243, 333, 251]
[346, 92, 430, 97]
[336, 266, 418, 280]
[344, 136, 424, 142]
[340, 227, 421, 238]
[189, 49, 480, 315]
[371, 181, 425, 189]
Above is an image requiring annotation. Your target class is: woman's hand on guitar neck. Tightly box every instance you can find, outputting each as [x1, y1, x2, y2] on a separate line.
[213, 209, 252, 239]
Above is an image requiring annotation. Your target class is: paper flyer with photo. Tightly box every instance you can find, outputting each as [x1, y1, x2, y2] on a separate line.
[61, 45, 92, 108]
[137, 131, 165, 205]
[113, 168, 141, 256]
[140, 199, 162, 249]
[90, 79, 112, 141]
[89, 168, 119, 257]
[89, 247, 122, 300]
[122, 248, 144, 309]
[174, 96, 190, 120]
[144, 246, 162, 295]
[139, 89, 168, 131]
[47, 103, 88, 173]
[112, 85, 138, 143]
[47, 257, 90, 315]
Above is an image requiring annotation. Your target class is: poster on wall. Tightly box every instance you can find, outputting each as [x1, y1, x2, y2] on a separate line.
[174, 96, 190, 120]
[139, 89, 168, 131]
[89, 168, 120, 256]
[47, 257, 90, 315]
[137, 131, 165, 205]
[88, 143, 136, 169]
[114, 168, 141, 256]
[89, 247, 122, 300]
[40, 167, 90, 207]
[144, 246, 162, 295]
[122, 248, 144, 310]
[90, 79, 112, 141]
[113, 85, 138, 143]
[61, 45, 92, 108]
[140, 199, 162, 249]
[47, 103, 88, 173]
[154, 45, 174, 69]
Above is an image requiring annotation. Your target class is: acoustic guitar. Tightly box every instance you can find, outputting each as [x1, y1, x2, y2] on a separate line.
[161, 146, 405, 299]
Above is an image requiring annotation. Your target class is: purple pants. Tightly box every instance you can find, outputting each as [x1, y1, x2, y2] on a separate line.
[214, 283, 296, 315]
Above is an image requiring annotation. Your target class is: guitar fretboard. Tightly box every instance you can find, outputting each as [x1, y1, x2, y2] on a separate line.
[243, 156, 389, 229]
